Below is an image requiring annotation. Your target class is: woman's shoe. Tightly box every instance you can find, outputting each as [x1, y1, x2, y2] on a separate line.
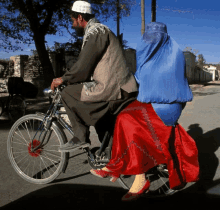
[90, 169, 119, 182]
[121, 179, 150, 202]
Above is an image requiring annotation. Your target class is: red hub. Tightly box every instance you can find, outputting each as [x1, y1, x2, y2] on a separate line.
[28, 140, 42, 157]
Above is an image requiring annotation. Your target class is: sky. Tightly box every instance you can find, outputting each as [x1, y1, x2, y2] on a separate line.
[1, 0, 220, 64]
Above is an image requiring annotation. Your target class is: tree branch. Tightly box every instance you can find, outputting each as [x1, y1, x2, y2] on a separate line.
[41, 9, 54, 35]
[15, 0, 39, 29]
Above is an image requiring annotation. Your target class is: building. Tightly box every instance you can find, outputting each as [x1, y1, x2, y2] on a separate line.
[207, 65, 218, 81]
[183, 51, 196, 83]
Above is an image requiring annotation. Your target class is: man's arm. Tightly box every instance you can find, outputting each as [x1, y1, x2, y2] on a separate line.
[62, 29, 110, 84]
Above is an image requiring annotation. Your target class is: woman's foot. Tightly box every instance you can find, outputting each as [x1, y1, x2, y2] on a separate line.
[121, 174, 150, 202]
[129, 174, 148, 193]
[100, 167, 112, 172]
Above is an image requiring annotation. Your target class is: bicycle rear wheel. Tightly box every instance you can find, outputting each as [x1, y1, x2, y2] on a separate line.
[7, 114, 69, 184]
[8, 95, 26, 122]
[87, 140, 177, 197]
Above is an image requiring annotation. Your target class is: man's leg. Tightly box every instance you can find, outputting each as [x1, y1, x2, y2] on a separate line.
[94, 114, 115, 160]
[62, 97, 90, 144]
[59, 96, 90, 151]
[59, 84, 109, 151]
[59, 84, 90, 151]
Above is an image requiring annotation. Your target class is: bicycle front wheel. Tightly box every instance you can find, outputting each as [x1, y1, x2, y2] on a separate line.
[7, 114, 68, 184]
[8, 95, 26, 122]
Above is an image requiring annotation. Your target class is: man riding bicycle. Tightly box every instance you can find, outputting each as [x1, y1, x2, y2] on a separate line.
[51, 1, 138, 152]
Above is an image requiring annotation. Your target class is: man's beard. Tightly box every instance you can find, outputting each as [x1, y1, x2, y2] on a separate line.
[74, 26, 84, 37]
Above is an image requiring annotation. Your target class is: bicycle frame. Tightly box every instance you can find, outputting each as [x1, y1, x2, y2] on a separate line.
[30, 85, 101, 164]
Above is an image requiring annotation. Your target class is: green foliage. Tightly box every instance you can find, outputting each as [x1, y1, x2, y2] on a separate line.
[31, 37, 83, 56]
[0, 0, 74, 52]
[0, 0, 135, 52]
[198, 54, 206, 66]
[122, 39, 130, 49]
[91, 0, 136, 21]
[183, 46, 199, 56]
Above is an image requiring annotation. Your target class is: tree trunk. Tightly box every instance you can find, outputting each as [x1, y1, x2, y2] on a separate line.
[151, 0, 156, 22]
[33, 32, 55, 87]
[141, 0, 145, 35]
[116, 0, 120, 37]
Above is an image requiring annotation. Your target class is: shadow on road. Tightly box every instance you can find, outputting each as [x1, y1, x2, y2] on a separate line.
[203, 82, 220, 86]
[187, 124, 220, 189]
[0, 120, 13, 129]
[2, 121, 220, 209]
[2, 179, 220, 210]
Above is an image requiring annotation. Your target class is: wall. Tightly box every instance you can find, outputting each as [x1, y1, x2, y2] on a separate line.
[183, 51, 213, 84]
[123, 50, 213, 84]
[0, 60, 14, 78]
[0, 49, 213, 97]
[184, 51, 196, 83]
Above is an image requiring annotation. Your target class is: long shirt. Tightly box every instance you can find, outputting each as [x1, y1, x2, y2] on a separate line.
[62, 28, 110, 84]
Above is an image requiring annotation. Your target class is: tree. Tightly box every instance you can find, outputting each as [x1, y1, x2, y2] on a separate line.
[197, 54, 206, 68]
[91, 0, 136, 44]
[0, 0, 135, 86]
[122, 39, 130, 49]
[183, 46, 199, 56]
[0, 0, 74, 86]
[151, 0, 156, 22]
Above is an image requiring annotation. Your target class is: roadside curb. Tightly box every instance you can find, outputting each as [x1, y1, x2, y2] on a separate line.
[189, 84, 205, 91]
[189, 81, 217, 91]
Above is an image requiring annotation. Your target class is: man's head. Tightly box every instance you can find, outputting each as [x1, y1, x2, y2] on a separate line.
[70, 1, 95, 37]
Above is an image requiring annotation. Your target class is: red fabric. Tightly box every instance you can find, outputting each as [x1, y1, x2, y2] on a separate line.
[106, 100, 200, 189]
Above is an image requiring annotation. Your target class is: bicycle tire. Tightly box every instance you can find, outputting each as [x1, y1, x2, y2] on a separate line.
[8, 95, 26, 122]
[7, 114, 69, 184]
[88, 147, 177, 197]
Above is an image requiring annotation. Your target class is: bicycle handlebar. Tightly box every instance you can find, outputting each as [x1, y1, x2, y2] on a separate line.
[43, 84, 66, 98]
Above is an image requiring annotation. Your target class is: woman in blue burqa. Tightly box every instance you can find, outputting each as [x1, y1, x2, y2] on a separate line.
[90, 22, 200, 201]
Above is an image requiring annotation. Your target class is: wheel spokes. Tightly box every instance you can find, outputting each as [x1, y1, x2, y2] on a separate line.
[9, 117, 64, 182]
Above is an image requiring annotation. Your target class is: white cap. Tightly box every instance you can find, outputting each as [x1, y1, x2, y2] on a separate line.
[72, 1, 93, 14]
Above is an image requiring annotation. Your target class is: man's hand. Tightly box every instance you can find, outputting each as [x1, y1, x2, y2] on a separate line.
[51, 77, 63, 91]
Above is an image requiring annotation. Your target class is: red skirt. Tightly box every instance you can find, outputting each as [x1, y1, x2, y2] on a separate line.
[106, 100, 200, 189]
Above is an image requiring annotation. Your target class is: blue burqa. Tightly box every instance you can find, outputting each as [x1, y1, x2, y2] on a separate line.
[135, 22, 193, 126]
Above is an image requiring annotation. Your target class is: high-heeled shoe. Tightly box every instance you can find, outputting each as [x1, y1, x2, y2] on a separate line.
[121, 179, 150, 202]
[90, 169, 120, 182]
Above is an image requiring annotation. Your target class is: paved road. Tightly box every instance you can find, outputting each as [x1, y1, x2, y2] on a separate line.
[1, 82, 220, 209]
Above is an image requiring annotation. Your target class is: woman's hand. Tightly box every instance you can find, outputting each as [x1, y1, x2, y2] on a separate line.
[51, 77, 63, 91]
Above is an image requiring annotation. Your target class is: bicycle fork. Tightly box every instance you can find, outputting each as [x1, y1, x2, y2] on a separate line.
[30, 104, 55, 153]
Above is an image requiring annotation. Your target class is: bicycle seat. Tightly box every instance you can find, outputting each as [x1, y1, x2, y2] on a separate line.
[109, 89, 138, 116]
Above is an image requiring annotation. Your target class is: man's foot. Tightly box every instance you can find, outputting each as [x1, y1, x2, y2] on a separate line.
[59, 137, 90, 152]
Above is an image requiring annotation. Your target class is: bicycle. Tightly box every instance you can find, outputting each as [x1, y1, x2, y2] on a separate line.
[7, 85, 177, 198]
[0, 83, 26, 122]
